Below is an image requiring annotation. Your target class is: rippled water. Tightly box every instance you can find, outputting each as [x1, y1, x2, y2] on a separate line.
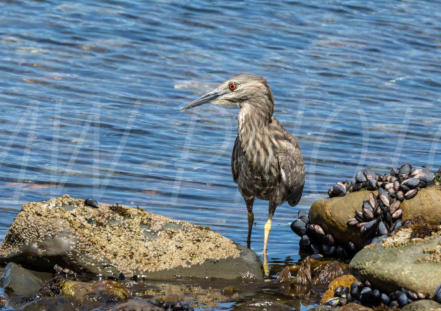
[0, 0, 440, 308]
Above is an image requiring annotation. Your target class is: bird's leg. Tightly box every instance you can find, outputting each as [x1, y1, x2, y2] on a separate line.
[245, 197, 255, 248]
[263, 201, 276, 276]
[263, 202, 276, 254]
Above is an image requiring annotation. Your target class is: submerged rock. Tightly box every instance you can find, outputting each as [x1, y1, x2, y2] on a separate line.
[338, 303, 373, 311]
[0, 262, 52, 297]
[61, 280, 129, 305]
[0, 195, 262, 280]
[309, 306, 334, 311]
[237, 301, 292, 311]
[0, 297, 7, 308]
[21, 297, 79, 311]
[350, 227, 441, 296]
[312, 261, 345, 286]
[107, 299, 164, 311]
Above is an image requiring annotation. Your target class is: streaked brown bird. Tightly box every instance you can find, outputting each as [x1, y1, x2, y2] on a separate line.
[182, 74, 305, 273]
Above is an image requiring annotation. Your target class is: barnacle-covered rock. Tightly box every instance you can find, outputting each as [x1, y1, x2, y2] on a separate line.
[0, 195, 262, 280]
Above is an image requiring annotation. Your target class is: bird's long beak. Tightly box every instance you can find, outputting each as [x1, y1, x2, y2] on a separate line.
[181, 89, 226, 111]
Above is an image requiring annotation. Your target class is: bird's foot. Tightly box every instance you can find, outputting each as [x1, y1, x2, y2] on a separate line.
[263, 252, 270, 277]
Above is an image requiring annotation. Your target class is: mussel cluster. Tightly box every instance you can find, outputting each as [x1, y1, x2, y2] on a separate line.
[291, 164, 437, 259]
[325, 280, 434, 308]
[345, 164, 434, 245]
[328, 164, 434, 198]
[291, 210, 357, 259]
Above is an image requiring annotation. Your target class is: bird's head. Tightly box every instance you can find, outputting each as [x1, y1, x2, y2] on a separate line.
[181, 74, 274, 117]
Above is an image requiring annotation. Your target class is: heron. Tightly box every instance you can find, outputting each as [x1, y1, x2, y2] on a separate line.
[182, 74, 305, 275]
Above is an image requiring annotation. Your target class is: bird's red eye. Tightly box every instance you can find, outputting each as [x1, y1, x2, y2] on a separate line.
[229, 82, 237, 91]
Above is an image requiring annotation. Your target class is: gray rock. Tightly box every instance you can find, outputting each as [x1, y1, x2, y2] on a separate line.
[20, 297, 79, 311]
[0, 195, 262, 281]
[338, 303, 373, 311]
[350, 228, 441, 295]
[308, 306, 335, 311]
[0, 262, 52, 297]
[234, 300, 292, 311]
[402, 300, 441, 311]
[105, 299, 164, 311]
[59, 279, 129, 309]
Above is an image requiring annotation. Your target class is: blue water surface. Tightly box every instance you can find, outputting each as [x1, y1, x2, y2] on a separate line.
[0, 0, 440, 307]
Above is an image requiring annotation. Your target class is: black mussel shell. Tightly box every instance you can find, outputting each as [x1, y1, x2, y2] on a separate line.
[355, 170, 367, 183]
[402, 178, 420, 189]
[378, 221, 388, 235]
[399, 163, 412, 176]
[85, 198, 99, 208]
[291, 219, 307, 236]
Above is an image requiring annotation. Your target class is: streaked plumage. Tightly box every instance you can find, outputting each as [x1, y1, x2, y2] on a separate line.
[182, 74, 305, 274]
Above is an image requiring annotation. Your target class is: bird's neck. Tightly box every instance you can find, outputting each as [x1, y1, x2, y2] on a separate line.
[238, 103, 272, 149]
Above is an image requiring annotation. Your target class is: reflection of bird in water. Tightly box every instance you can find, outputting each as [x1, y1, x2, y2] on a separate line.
[182, 74, 305, 275]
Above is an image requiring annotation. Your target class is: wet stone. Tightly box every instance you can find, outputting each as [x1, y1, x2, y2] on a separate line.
[350, 229, 441, 296]
[108, 299, 194, 311]
[21, 297, 79, 311]
[312, 261, 345, 286]
[62, 279, 129, 307]
[108, 299, 164, 311]
[0, 262, 52, 297]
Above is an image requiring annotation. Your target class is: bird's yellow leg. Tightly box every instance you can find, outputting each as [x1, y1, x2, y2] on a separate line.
[263, 217, 272, 276]
[263, 203, 276, 277]
[263, 217, 272, 254]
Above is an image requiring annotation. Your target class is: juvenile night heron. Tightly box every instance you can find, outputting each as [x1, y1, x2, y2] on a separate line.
[182, 74, 305, 273]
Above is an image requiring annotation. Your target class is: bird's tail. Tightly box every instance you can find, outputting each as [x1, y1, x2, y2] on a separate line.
[287, 184, 304, 206]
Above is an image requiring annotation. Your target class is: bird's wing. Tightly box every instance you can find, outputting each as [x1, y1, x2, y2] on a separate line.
[271, 118, 305, 206]
[231, 136, 242, 183]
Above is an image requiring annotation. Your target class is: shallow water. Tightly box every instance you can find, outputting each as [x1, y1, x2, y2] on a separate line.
[0, 0, 440, 309]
